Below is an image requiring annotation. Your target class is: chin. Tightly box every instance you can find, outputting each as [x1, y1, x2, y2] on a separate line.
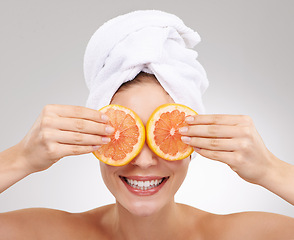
[120, 198, 168, 217]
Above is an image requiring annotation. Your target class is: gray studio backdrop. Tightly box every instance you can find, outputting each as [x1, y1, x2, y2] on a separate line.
[0, 0, 293, 217]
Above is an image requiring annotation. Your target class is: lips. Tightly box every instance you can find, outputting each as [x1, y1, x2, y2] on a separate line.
[120, 176, 169, 196]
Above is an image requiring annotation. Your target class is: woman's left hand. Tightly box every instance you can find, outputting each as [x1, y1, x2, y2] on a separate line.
[180, 114, 276, 185]
[180, 114, 294, 206]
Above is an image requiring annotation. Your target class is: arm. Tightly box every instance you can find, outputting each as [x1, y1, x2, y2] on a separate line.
[0, 144, 31, 193]
[0, 104, 112, 194]
[0, 104, 112, 238]
[258, 155, 294, 206]
[180, 114, 294, 205]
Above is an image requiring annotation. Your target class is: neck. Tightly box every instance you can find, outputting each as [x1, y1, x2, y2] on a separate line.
[113, 200, 182, 240]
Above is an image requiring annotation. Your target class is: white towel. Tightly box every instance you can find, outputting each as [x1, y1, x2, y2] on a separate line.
[84, 10, 209, 113]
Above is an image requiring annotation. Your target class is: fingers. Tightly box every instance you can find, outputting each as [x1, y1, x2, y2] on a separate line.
[19, 105, 115, 173]
[59, 144, 100, 157]
[185, 114, 253, 126]
[193, 148, 235, 165]
[37, 104, 116, 159]
[182, 137, 237, 151]
[180, 114, 254, 140]
[42, 129, 110, 146]
[42, 116, 114, 136]
[39, 104, 115, 144]
[42, 104, 108, 123]
[180, 114, 256, 167]
[44, 143, 101, 160]
[180, 124, 244, 138]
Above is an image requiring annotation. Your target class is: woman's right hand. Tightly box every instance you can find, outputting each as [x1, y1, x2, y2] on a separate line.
[17, 104, 114, 173]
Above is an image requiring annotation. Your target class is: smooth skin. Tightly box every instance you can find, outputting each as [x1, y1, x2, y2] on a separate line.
[0, 75, 294, 239]
[180, 114, 294, 205]
[0, 104, 112, 193]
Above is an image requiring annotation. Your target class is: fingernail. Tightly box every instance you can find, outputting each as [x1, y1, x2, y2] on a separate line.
[179, 127, 188, 133]
[101, 114, 109, 122]
[185, 116, 194, 123]
[93, 145, 101, 151]
[181, 136, 191, 144]
[105, 126, 115, 134]
[102, 137, 111, 144]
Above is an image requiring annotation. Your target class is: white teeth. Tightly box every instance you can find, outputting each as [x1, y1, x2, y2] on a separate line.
[125, 178, 165, 190]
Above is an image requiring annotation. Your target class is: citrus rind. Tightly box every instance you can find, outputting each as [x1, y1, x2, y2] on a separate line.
[93, 104, 145, 166]
[146, 103, 197, 161]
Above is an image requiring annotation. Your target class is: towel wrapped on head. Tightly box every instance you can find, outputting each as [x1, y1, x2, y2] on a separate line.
[83, 10, 209, 113]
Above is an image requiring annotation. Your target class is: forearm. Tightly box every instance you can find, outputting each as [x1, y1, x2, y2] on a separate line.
[258, 153, 294, 206]
[0, 144, 32, 194]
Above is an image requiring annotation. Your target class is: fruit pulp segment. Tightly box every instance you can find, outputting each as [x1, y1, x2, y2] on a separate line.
[98, 109, 139, 161]
[153, 110, 189, 156]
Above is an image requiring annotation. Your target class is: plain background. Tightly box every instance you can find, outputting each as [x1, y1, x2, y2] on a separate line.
[0, 0, 293, 217]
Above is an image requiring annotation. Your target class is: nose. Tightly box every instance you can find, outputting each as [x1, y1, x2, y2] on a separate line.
[131, 143, 158, 168]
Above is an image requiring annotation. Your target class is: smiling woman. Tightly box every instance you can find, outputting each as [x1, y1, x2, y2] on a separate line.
[101, 77, 190, 218]
[0, 9, 294, 240]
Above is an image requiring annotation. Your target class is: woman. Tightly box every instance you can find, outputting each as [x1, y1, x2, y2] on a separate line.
[1, 10, 294, 239]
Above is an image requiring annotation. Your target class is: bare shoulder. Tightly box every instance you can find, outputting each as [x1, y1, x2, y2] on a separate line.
[201, 210, 294, 239]
[177, 204, 294, 239]
[0, 206, 111, 240]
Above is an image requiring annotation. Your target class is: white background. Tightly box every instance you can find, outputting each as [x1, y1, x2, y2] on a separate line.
[0, 0, 293, 217]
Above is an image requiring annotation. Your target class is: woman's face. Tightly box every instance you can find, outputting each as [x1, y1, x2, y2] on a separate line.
[99, 77, 190, 217]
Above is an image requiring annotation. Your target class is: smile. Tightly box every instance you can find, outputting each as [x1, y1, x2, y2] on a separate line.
[120, 176, 169, 196]
[125, 178, 164, 190]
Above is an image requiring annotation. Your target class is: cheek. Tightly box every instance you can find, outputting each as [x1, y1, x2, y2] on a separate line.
[99, 162, 108, 179]
[99, 162, 117, 190]
[167, 158, 190, 190]
[169, 158, 190, 175]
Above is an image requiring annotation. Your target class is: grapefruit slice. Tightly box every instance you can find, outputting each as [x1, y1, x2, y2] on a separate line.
[93, 104, 145, 166]
[146, 103, 197, 161]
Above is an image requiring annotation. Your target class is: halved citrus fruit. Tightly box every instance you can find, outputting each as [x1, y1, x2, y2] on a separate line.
[146, 103, 197, 161]
[93, 104, 145, 166]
